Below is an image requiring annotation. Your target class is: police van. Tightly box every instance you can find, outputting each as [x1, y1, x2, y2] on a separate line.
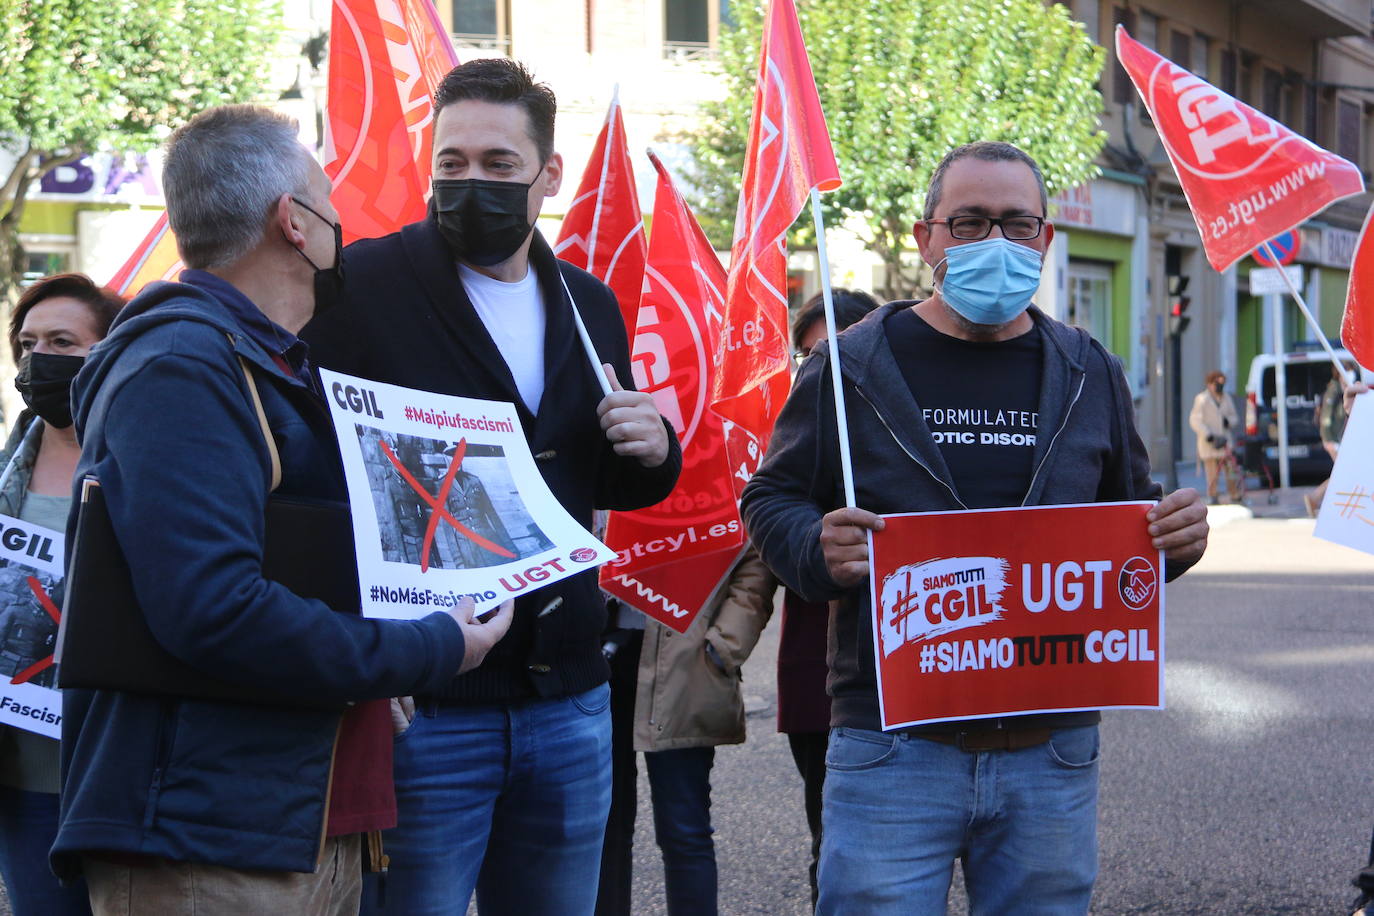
[1242, 345, 1370, 482]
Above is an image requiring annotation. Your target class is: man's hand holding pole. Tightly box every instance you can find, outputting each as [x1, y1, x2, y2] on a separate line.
[597, 363, 670, 468]
[1345, 378, 1370, 416]
[819, 507, 885, 588]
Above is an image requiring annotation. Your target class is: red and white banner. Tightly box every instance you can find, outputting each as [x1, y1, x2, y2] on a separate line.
[107, 0, 457, 293]
[553, 90, 647, 336]
[711, 0, 840, 494]
[326, 0, 458, 243]
[869, 502, 1163, 730]
[107, 212, 183, 297]
[1343, 206, 1374, 370]
[603, 548, 743, 634]
[600, 152, 741, 631]
[1116, 25, 1363, 273]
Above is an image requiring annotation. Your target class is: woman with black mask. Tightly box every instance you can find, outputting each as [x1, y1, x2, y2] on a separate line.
[0, 272, 121, 915]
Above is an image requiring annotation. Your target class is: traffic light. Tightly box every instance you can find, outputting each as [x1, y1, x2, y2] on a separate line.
[1167, 274, 1191, 337]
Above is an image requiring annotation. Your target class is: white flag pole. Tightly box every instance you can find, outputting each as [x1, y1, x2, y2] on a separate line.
[560, 271, 615, 398]
[1263, 240, 1356, 386]
[809, 188, 857, 508]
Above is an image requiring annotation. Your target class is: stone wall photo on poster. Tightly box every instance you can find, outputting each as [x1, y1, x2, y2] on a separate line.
[353, 423, 554, 571]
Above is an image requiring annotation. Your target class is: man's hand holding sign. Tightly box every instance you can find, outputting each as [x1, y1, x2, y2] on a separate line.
[1146, 488, 1209, 565]
[821, 491, 1207, 591]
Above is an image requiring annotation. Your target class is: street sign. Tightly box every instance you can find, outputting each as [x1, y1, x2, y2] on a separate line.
[1254, 230, 1301, 266]
[1250, 265, 1304, 296]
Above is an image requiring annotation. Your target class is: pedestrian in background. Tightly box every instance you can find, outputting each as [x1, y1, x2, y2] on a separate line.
[1189, 369, 1241, 505]
[0, 273, 122, 916]
[1306, 361, 1356, 516]
[596, 551, 775, 916]
[777, 287, 879, 911]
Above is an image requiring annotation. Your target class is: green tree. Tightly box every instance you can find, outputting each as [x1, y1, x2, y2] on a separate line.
[0, 0, 282, 298]
[689, 0, 1106, 299]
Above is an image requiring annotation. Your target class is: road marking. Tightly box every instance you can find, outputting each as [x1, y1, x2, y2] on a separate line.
[1251, 644, 1374, 667]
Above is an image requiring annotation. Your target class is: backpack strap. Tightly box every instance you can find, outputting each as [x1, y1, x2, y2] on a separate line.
[226, 334, 282, 492]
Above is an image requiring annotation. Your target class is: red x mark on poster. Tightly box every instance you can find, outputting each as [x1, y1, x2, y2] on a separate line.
[380, 437, 516, 573]
[11, 576, 60, 685]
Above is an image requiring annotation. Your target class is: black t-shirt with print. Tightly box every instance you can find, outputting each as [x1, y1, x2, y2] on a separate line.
[884, 308, 1042, 509]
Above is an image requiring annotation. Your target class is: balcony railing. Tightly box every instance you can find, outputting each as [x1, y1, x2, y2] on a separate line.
[451, 32, 512, 55]
[662, 41, 717, 63]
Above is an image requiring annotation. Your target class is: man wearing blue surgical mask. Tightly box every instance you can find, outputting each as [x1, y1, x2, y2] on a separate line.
[742, 142, 1208, 915]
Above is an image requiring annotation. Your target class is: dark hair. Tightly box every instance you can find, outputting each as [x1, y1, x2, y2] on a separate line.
[923, 141, 1048, 221]
[791, 288, 882, 351]
[433, 58, 557, 162]
[10, 273, 124, 362]
[1205, 369, 1226, 385]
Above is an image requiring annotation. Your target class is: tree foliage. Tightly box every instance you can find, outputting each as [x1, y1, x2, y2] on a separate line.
[0, 0, 282, 296]
[688, 0, 1106, 299]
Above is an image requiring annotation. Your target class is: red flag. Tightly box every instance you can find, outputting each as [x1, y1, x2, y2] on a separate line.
[603, 549, 743, 635]
[106, 212, 184, 297]
[711, 0, 840, 492]
[599, 152, 742, 631]
[326, 0, 458, 243]
[1116, 25, 1364, 272]
[1342, 206, 1374, 370]
[108, 0, 457, 295]
[553, 90, 647, 335]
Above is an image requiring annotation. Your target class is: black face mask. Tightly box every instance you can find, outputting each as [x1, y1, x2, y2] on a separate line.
[15, 352, 84, 429]
[287, 197, 345, 316]
[430, 173, 539, 267]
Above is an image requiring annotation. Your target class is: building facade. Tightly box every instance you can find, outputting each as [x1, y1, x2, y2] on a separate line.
[1039, 0, 1374, 469]
[447, 0, 1374, 470]
[18, 0, 1374, 472]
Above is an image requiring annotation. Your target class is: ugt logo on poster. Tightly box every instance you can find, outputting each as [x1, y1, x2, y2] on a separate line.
[868, 502, 1164, 730]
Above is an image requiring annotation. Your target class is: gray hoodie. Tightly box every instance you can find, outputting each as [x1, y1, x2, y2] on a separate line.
[741, 303, 1168, 732]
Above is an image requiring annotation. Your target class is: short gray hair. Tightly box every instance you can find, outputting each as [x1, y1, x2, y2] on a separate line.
[923, 141, 1048, 221]
[163, 105, 315, 269]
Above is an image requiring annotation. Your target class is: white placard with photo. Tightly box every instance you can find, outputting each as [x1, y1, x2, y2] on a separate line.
[0, 515, 65, 738]
[320, 369, 617, 619]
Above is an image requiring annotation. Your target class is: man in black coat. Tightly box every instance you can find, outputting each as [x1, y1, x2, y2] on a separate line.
[303, 58, 682, 916]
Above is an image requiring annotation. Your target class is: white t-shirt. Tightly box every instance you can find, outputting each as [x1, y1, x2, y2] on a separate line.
[459, 263, 547, 413]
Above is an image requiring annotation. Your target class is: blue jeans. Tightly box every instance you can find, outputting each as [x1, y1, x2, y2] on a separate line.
[363, 685, 613, 916]
[646, 747, 717, 915]
[0, 786, 90, 916]
[818, 725, 1100, 916]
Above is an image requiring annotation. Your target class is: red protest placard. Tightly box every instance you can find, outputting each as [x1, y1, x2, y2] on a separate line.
[868, 502, 1163, 730]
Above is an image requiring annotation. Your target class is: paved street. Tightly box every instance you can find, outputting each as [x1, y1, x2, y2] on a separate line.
[623, 509, 1374, 914]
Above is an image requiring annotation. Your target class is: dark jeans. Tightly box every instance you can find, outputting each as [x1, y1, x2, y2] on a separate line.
[596, 631, 719, 916]
[646, 748, 717, 914]
[0, 785, 90, 916]
[596, 629, 643, 916]
[362, 687, 612, 916]
[787, 731, 827, 911]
